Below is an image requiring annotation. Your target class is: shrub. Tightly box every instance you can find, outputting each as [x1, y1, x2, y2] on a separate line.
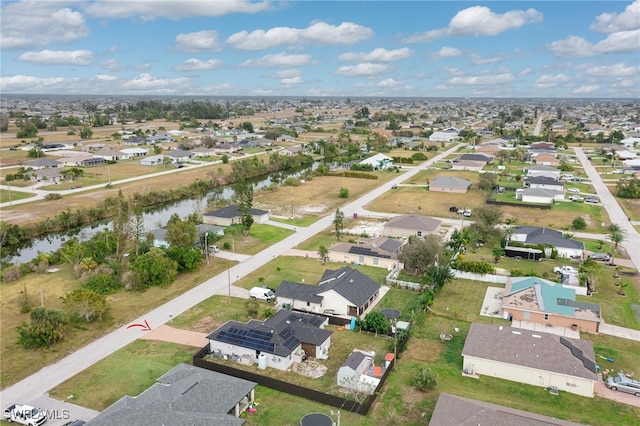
[571, 217, 587, 230]
[412, 367, 437, 391]
[450, 260, 495, 275]
[411, 152, 428, 161]
[339, 187, 349, 198]
[84, 272, 123, 295]
[222, 241, 232, 250]
[283, 177, 301, 186]
[2, 266, 22, 282]
[45, 193, 63, 201]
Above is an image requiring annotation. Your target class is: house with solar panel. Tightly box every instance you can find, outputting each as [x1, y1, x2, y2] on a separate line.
[462, 323, 598, 397]
[327, 237, 405, 269]
[206, 310, 332, 371]
[275, 266, 382, 319]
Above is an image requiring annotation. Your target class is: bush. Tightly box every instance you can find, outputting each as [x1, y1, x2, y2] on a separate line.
[339, 187, 349, 198]
[83, 272, 123, 295]
[450, 260, 495, 274]
[412, 367, 437, 391]
[411, 152, 428, 161]
[283, 177, 301, 186]
[222, 241, 232, 250]
[2, 266, 22, 282]
[571, 217, 587, 230]
[45, 193, 63, 200]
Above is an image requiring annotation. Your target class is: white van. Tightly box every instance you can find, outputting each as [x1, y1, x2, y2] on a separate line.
[250, 286, 275, 302]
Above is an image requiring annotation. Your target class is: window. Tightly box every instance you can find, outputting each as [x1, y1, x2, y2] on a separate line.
[373, 257, 379, 265]
[359, 255, 364, 263]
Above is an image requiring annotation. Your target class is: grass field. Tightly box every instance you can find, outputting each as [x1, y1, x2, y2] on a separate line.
[0, 188, 36, 203]
[216, 223, 294, 255]
[0, 258, 236, 388]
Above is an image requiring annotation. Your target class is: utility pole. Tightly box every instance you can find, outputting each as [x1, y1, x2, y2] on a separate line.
[291, 192, 294, 220]
[227, 268, 231, 305]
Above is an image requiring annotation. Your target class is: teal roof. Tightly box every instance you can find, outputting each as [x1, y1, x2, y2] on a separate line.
[509, 277, 575, 316]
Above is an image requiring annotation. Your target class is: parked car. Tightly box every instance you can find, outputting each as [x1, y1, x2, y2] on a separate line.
[585, 197, 598, 204]
[606, 373, 640, 397]
[588, 253, 611, 262]
[553, 265, 578, 275]
[463, 209, 472, 217]
[209, 245, 219, 253]
[567, 188, 580, 194]
[569, 195, 583, 202]
[63, 421, 86, 426]
[496, 187, 505, 193]
[449, 206, 459, 213]
[250, 286, 275, 302]
[391, 184, 398, 189]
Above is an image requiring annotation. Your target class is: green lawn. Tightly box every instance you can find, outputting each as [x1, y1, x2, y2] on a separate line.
[0, 188, 36, 203]
[49, 340, 194, 411]
[218, 224, 294, 255]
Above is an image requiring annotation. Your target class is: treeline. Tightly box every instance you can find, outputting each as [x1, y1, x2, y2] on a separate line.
[0, 153, 314, 262]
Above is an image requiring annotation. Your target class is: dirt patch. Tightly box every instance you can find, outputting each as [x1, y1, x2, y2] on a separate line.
[291, 360, 327, 378]
[191, 316, 221, 333]
[403, 339, 443, 363]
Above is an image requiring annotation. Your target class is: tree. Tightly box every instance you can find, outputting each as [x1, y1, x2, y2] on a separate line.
[16, 120, 38, 138]
[492, 247, 505, 263]
[80, 125, 93, 139]
[234, 179, 254, 236]
[16, 308, 67, 348]
[338, 187, 349, 198]
[478, 173, 498, 190]
[571, 217, 587, 230]
[422, 264, 454, 291]
[111, 190, 131, 257]
[166, 246, 202, 272]
[317, 245, 328, 264]
[129, 247, 178, 289]
[130, 202, 145, 256]
[361, 311, 390, 335]
[606, 223, 627, 250]
[470, 205, 503, 239]
[616, 177, 640, 199]
[62, 288, 110, 322]
[398, 234, 443, 274]
[165, 214, 197, 248]
[333, 209, 345, 240]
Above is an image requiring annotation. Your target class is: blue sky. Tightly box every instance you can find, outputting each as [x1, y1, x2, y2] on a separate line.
[1, 1, 638, 98]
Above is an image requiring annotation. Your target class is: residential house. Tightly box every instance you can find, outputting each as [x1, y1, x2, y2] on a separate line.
[203, 205, 270, 226]
[430, 393, 584, 426]
[429, 127, 461, 142]
[475, 144, 501, 156]
[525, 165, 561, 180]
[24, 158, 61, 170]
[165, 149, 195, 163]
[280, 146, 303, 156]
[85, 363, 257, 426]
[140, 155, 166, 166]
[458, 153, 493, 164]
[327, 237, 404, 269]
[515, 188, 564, 205]
[207, 310, 332, 371]
[533, 154, 560, 167]
[462, 323, 598, 397]
[94, 148, 129, 162]
[192, 147, 217, 157]
[147, 228, 169, 248]
[275, 266, 382, 318]
[451, 160, 485, 172]
[502, 277, 601, 334]
[382, 214, 442, 238]
[216, 143, 236, 154]
[620, 136, 640, 148]
[429, 176, 472, 193]
[524, 176, 564, 191]
[359, 153, 393, 170]
[509, 226, 584, 259]
[120, 147, 149, 157]
[30, 167, 63, 183]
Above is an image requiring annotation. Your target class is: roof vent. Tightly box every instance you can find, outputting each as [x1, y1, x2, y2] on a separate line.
[499, 326, 503, 331]
[532, 334, 541, 338]
[512, 330, 521, 335]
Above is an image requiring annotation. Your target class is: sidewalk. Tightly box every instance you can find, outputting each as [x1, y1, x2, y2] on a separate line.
[599, 323, 640, 342]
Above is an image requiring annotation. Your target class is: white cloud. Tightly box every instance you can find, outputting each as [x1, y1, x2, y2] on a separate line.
[548, 29, 640, 57]
[17, 50, 93, 66]
[274, 69, 301, 78]
[254, 88, 274, 95]
[334, 63, 388, 77]
[122, 73, 190, 93]
[535, 74, 570, 88]
[404, 6, 542, 42]
[281, 76, 302, 86]
[518, 67, 533, 77]
[431, 46, 462, 60]
[240, 52, 311, 68]
[0, 75, 65, 92]
[447, 73, 514, 86]
[226, 21, 373, 50]
[582, 63, 636, 78]
[610, 79, 636, 88]
[470, 52, 509, 65]
[101, 59, 123, 71]
[175, 58, 222, 71]
[174, 30, 222, 52]
[338, 47, 412, 62]
[378, 78, 401, 88]
[84, 0, 272, 20]
[590, 0, 640, 33]
[1, 3, 89, 50]
[573, 85, 599, 94]
[94, 74, 117, 81]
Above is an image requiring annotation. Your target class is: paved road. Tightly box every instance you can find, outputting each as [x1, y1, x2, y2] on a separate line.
[0, 143, 465, 416]
[574, 148, 640, 272]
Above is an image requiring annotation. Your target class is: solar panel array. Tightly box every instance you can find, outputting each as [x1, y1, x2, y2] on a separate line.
[348, 246, 392, 259]
[559, 337, 597, 373]
[218, 327, 275, 353]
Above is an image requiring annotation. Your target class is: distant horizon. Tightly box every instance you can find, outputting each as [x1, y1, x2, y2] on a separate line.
[1, 1, 638, 98]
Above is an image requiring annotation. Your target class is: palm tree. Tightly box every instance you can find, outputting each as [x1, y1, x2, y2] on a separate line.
[317, 246, 328, 264]
[606, 223, 627, 250]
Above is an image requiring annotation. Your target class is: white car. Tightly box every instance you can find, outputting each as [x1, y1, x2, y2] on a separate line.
[567, 188, 580, 194]
[569, 195, 583, 202]
[553, 265, 578, 275]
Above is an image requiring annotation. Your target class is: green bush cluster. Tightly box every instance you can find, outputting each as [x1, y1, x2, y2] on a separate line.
[450, 260, 495, 275]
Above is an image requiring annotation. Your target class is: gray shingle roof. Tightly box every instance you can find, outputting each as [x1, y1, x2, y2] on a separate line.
[86, 363, 255, 426]
[458, 153, 494, 162]
[430, 393, 584, 426]
[526, 176, 563, 185]
[205, 205, 269, 218]
[430, 176, 472, 189]
[462, 324, 598, 381]
[317, 266, 381, 307]
[514, 226, 584, 250]
[384, 214, 441, 232]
